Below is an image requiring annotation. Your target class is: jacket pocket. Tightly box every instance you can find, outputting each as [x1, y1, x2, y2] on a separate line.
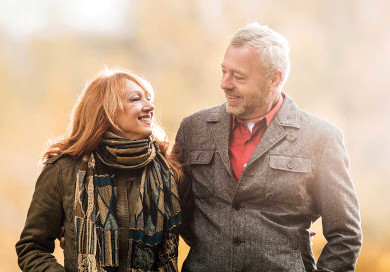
[188, 150, 215, 198]
[258, 247, 305, 272]
[266, 154, 312, 205]
[270, 154, 311, 172]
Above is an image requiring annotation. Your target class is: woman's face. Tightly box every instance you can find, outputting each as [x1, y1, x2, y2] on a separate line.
[113, 79, 155, 140]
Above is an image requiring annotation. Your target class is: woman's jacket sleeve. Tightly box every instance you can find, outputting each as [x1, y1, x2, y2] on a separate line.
[16, 162, 65, 271]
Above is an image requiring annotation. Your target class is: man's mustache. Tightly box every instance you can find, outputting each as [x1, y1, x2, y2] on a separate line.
[223, 89, 240, 96]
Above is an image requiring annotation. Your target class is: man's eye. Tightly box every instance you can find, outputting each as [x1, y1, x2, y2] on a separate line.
[234, 75, 244, 80]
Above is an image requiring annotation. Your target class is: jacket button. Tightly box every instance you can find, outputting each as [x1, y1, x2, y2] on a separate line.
[233, 237, 243, 246]
[287, 161, 294, 169]
[232, 202, 241, 211]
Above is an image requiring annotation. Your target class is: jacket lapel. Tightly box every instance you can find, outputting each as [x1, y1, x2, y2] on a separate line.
[247, 93, 301, 167]
[208, 104, 234, 178]
[247, 119, 286, 166]
[206, 94, 301, 178]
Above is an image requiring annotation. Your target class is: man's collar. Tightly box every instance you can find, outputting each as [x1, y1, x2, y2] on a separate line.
[275, 92, 301, 128]
[231, 93, 284, 129]
[206, 92, 301, 129]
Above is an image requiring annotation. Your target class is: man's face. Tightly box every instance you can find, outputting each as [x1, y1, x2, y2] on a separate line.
[221, 45, 273, 120]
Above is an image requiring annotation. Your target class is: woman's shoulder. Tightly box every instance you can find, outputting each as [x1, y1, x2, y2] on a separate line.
[44, 153, 79, 170]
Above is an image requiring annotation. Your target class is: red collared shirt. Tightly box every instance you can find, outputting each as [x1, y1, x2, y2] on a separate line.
[229, 95, 284, 183]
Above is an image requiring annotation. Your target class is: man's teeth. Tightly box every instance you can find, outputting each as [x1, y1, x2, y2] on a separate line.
[228, 95, 239, 99]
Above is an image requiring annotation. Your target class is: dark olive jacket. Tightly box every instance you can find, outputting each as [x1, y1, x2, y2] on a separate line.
[16, 155, 140, 272]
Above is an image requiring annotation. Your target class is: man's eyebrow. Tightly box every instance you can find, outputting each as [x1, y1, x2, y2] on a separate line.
[220, 65, 244, 74]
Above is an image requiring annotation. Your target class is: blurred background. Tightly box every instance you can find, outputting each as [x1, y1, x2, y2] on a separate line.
[1, 0, 389, 271]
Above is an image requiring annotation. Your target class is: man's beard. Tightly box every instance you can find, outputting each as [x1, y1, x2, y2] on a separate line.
[225, 88, 271, 119]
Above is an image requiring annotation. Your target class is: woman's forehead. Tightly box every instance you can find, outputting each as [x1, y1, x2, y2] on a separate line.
[124, 79, 152, 98]
[124, 79, 143, 94]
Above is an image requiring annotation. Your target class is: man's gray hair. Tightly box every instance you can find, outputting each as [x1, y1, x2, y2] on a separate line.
[230, 22, 291, 91]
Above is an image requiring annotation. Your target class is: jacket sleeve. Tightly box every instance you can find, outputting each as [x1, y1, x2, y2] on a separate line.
[174, 117, 194, 246]
[16, 162, 65, 272]
[314, 129, 363, 272]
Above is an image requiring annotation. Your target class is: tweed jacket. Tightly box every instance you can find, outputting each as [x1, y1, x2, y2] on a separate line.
[176, 94, 362, 272]
[16, 155, 141, 272]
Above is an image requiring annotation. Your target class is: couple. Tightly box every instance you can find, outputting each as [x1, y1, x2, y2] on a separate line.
[16, 23, 362, 272]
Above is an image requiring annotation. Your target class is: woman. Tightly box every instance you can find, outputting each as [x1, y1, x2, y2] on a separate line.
[16, 68, 183, 272]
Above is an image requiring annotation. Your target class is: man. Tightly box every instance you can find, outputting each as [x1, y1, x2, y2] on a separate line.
[176, 23, 362, 272]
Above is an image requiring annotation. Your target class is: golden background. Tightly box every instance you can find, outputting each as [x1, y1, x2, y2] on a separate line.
[1, 1, 389, 271]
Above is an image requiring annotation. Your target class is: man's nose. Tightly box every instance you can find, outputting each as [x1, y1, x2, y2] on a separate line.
[220, 73, 233, 90]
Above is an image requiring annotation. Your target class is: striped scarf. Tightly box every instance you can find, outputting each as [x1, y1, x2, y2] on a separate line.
[74, 132, 181, 271]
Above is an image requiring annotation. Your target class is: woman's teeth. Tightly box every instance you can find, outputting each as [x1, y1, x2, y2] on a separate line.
[139, 117, 151, 122]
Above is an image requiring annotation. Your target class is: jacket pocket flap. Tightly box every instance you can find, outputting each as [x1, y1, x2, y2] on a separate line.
[189, 150, 214, 165]
[270, 154, 311, 173]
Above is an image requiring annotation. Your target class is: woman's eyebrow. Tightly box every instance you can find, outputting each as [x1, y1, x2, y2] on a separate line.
[126, 91, 141, 97]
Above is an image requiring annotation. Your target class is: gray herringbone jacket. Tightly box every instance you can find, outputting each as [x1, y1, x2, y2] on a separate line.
[176, 94, 362, 272]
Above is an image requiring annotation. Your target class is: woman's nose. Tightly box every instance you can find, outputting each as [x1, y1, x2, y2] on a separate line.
[144, 99, 155, 111]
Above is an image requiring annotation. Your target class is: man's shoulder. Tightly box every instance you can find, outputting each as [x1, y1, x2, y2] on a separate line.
[300, 109, 341, 137]
[284, 97, 341, 139]
[183, 104, 226, 124]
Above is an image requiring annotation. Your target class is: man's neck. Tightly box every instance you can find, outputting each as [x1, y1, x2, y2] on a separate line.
[241, 93, 281, 123]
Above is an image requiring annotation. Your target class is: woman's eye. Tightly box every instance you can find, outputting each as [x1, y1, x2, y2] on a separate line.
[130, 96, 140, 102]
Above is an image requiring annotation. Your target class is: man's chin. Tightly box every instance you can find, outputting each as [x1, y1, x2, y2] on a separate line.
[226, 104, 243, 117]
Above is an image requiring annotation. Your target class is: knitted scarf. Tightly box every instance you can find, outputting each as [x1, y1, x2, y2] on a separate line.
[74, 132, 181, 272]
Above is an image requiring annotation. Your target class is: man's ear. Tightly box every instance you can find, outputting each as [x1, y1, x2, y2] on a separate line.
[268, 70, 283, 92]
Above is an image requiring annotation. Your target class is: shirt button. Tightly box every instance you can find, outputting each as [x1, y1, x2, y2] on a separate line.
[287, 161, 294, 169]
[233, 237, 243, 246]
[232, 202, 241, 211]
[243, 163, 247, 168]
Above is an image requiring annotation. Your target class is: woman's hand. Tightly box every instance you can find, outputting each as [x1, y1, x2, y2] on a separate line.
[58, 226, 65, 249]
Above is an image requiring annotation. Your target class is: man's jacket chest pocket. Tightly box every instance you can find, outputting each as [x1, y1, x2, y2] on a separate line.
[266, 154, 312, 205]
[188, 150, 215, 198]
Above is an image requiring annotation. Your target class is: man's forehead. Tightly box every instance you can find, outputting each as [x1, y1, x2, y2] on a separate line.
[222, 46, 260, 71]
[226, 44, 258, 56]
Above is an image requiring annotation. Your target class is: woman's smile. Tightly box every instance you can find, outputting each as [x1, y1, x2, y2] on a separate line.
[113, 79, 155, 140]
